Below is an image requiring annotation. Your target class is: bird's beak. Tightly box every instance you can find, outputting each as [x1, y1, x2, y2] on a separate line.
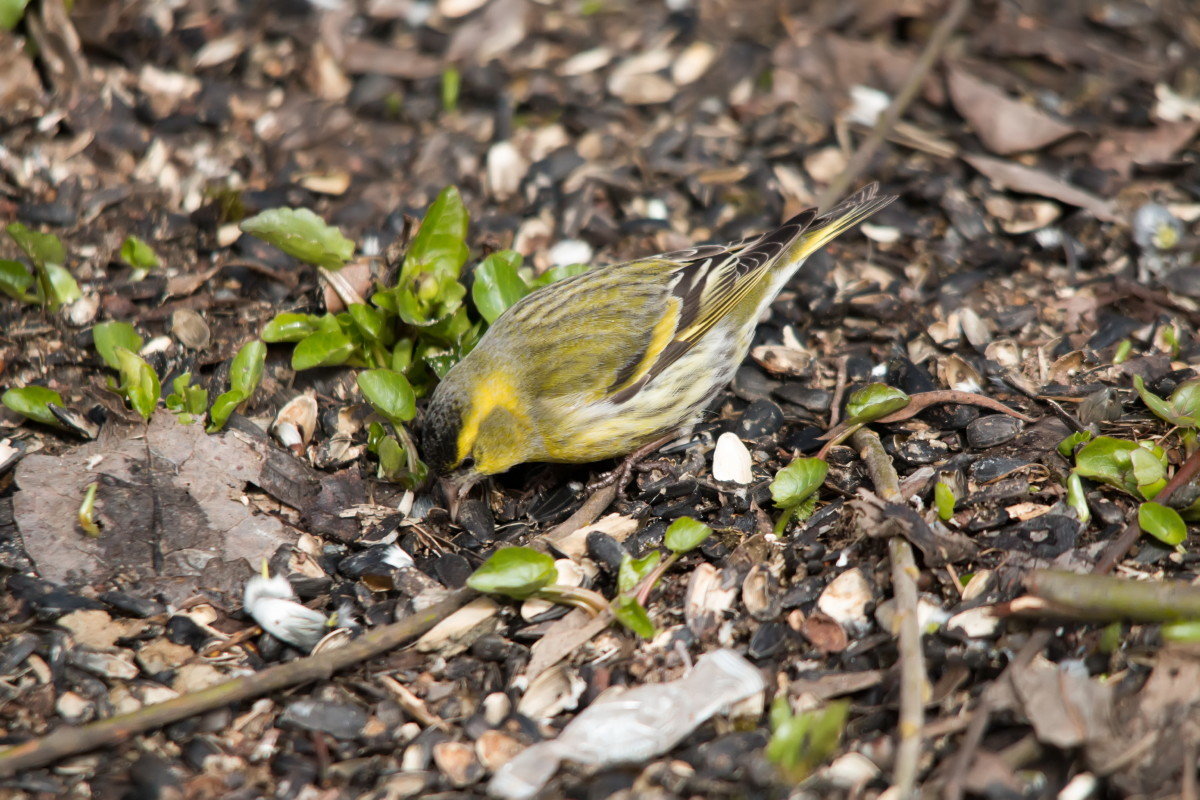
[440, 472, 482, 521]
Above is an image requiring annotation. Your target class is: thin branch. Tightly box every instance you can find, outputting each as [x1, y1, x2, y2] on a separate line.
[889, 535, 924, 800]
[816, 0, 971, 210]
[828, 355, 850, 429]
[851, 428, 923, 798]
[851, 428, 901, 501]
[0, 587, 475, 776]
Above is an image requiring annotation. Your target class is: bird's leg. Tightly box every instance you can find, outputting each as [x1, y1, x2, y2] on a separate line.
[586, 433, 679, 494]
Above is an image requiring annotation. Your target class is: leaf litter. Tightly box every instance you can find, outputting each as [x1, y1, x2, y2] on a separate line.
[1, 0, 1200, 797]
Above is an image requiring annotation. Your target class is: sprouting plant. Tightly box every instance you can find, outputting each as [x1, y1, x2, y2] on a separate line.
[244, 186, 586, 486]
[767, 696, 849, 781]
[467, 516, 714, 639]
[771, 457, 828, 534]
[2, 223, 81, 308]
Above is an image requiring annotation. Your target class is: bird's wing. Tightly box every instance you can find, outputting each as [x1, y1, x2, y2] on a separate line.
[497, 184, 893, 407]
[604, 183, 894, 404]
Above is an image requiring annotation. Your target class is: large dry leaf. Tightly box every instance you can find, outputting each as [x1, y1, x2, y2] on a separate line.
[1010, 655, 1113, 748]
[14, 412, 298, 604]
[1092, 120, 1200, 178]
[963, 153, 1120, 222]
[1087, 647, 1200, 796]
[948, 67, 1077, 155]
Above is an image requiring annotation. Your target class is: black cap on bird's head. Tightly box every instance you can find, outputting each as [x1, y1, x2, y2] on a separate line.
[418, 387, 466, 477]
[419, 385, 485, 520]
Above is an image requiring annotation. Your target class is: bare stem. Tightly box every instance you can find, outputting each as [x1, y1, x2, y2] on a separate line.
[851, 428, 922, 798]
[0, 588, 475, 776]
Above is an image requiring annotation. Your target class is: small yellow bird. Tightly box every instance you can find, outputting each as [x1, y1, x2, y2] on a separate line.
[420, 184, 895, 490]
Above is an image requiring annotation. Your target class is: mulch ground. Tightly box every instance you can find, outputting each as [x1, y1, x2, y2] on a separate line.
[3, 0, 1200, 797]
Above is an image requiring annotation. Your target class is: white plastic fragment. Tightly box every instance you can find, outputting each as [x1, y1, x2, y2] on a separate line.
[243, 573, 330, 651]
[711, 432, 753, 484]
[488, 649, 765, 800]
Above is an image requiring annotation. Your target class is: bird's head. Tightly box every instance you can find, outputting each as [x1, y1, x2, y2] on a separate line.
[419, 364, 540, 514]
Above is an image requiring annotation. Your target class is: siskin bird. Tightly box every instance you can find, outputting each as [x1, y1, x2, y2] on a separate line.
[420, 183, 896, 495]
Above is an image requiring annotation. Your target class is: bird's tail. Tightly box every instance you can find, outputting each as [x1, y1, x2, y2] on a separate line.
[780, 183, 896, 265]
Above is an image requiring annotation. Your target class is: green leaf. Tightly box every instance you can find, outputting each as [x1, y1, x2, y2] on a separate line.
[165, 372, 208, 424]
[6, 222, 65, 267]
[530, 262, 590, 287]
[41, 262, 81, 306]
[0, 259, 34, 301]
[1066, 471, 1090, 524]
[1129, 446, 1164, 487]
[391, 338, 414, 373]
[0, 0, 31, 30]
[357, 369, 416, 423]
[393, 273, 467, 327]
[771, 457, 828, 509]
[1098, 621, 1122, 652]
[934, 481, 956, 521]
[239, 208, 354, 270]
[471, 250, 530, 323]
[1112, 338, 1132, 365]
[92, 321, 144, 371]
[1139, 501, 1187, 546]
[292, 330, 356, 370]
[229, 339, 267, 396]
[664, 516, 712, 554]
[348, 303, 386, 343]
[419, 343, 461, 379]
[441, 65, 460, 113]
[402, 186, 469, 281]
[205, 340, 266, 432]
[618, 551, 662, 595]
[1171, 380, 1200, 421]
[377, 435, 405, 478]
[844, 383, 909, 424]
[766, 697, 850, 782]
[611, 595, 656, 639]
[207, 391, 242, 432]
[1, 385, 64, 428]
[113, 347, 160, 420]
[423, 304, 476, 345]
[466, 546, 557, 599]
[118, 235, 161, 271]
[1074, 436, 1139, 494]
[263, 312, 321, 343]
[1057, 430, 1093, 458]
[1163, 621, 1200, 643]
[78, 482, 100, 537]
[1133, 374, 1197, 427]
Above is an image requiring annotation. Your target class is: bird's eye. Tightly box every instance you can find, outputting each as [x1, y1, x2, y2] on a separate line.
[460, 457, 476, 471]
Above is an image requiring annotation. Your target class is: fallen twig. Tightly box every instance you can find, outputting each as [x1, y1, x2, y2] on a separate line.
[873, 391, 1038, 425]
[851, 428, 923, 799]
[828, 354, 850, 430]
[818, 390, 1037, 444]
[816, 0, 971, 209]
[0, 587, 475, 776]
[1023, 570, 1200, 621]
